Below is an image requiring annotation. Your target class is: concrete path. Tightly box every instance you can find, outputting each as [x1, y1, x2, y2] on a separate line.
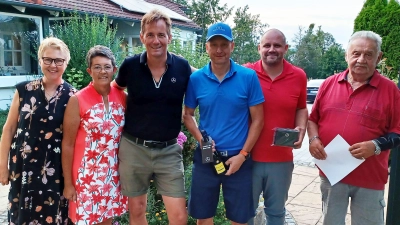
[0, 183, 8, 224]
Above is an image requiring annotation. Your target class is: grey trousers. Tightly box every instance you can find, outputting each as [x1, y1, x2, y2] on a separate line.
[248, 161, 294, 225]
[320, 176, 385, 225]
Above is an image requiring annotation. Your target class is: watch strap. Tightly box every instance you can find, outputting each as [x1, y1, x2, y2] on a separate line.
[371, 140, 381, 155]
[240, 150, 250, 159]
[309, 135, 320, 144]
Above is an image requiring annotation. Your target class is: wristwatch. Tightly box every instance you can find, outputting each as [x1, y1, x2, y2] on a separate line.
[239, 150, 250, 160]
[309, 135, 320, 144]
[371, 140, 381, 155]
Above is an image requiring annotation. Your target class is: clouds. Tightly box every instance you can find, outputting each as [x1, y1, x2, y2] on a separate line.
[219, 0, 365, 48]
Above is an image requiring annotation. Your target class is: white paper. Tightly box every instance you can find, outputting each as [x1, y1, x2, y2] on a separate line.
[312, 134, 365, 186]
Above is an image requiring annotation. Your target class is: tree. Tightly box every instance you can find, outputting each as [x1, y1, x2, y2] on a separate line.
[291, 24, 321, 78]
[188, 0, 233, 49]
[291, 24, 347, 79]
[354, 0, 400, 80]
[354, 0, 388, 37]
[320, 44, 347, 77]
[231, 5, 268, 64]
[284, 47, 296, 64]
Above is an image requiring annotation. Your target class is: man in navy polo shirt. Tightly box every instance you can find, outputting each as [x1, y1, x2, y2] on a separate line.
[112, 9, 191, 225]
[183, 22, 265, 225]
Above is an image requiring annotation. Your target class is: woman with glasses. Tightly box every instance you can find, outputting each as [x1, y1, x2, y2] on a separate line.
[0, 37, 76, 224]
[62, 45, 127, 225]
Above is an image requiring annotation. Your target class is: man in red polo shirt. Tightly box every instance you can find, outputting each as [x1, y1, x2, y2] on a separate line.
[244, 29, 308, 225]
[308, 30, 400, 225]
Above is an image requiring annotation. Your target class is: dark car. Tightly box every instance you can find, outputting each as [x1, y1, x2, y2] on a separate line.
[307, 79, 325, 102]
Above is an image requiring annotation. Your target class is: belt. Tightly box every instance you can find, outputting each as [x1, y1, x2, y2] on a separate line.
[125, 133, 177, 149]
[217, 150, 241, 157]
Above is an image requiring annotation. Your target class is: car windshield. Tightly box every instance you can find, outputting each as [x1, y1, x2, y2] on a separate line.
[307, 79, 325, 87]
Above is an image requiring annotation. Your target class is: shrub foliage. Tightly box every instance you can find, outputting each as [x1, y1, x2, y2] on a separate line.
[52, 12, 124, 88]
[354, 0, 400, 80]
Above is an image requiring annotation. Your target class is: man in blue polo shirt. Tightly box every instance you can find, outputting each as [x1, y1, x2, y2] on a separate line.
[183, 22, 265, 225]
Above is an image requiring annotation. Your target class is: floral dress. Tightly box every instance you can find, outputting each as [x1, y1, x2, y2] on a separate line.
[8, 79, 76, 225]
[69, 83, 128, 225]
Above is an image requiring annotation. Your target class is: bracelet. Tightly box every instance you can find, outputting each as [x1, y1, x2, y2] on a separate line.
[309, 136, 320, 144]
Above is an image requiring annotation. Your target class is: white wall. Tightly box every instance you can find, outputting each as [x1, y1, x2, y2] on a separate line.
[0, 76, 37, 110]
[174, 29, 197, 51]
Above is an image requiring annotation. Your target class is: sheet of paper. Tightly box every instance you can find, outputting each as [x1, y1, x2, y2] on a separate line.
[313, 134, 365, 186]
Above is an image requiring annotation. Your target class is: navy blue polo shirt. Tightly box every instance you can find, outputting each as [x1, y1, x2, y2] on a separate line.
[115, 52, 191, 141]
[184, 59, 264, 151]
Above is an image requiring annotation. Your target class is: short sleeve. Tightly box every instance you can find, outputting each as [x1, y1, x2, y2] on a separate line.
[115, 58, 129, 87]
[247, 71, 265, 107]
[309, 80, 328, 123]
[184, 76, 197, 109]
[297, 71, 308, 109]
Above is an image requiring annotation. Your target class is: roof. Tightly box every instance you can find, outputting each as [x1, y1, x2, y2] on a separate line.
[2, 0, 201, 30]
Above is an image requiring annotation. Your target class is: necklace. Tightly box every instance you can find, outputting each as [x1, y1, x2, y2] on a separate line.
[153, 75, 164, 89]
[44, 90, 57, 100]
[152, 64, 168, 89]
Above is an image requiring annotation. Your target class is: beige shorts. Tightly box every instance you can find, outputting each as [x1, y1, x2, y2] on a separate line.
[118, 134, 186, 198]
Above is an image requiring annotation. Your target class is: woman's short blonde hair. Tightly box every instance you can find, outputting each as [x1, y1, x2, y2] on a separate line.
[37, 37, 71, 64]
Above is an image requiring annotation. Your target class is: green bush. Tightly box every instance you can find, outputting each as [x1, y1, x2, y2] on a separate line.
[0, 109, 9, 137]
[52, 12, 124, 89]
[65, 68, 85, 90]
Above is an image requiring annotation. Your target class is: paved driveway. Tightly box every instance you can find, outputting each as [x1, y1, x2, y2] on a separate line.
[293, 103, 314, 166]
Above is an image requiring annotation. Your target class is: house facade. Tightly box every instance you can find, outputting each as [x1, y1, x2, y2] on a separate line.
[0, 0, 201, 109]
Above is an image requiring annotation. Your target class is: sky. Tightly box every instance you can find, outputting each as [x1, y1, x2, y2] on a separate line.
[218, 0, 366, 49]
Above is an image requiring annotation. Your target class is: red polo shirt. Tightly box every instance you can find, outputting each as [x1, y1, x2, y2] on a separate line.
[244, 60, 307, 162]
[309, 69, 400, 190]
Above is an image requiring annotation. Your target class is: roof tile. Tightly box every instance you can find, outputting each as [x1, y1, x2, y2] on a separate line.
[6, 0, 200, 30]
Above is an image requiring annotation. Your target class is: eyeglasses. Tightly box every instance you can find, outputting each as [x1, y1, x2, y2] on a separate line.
[91, 65, 114, 73]
[42, 57, 65, 66]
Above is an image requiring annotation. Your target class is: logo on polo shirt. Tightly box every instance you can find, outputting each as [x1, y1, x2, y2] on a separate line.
[171, 77, 176, 83]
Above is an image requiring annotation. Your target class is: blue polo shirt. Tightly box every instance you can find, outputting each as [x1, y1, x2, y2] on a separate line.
[184, 59, 264, 151]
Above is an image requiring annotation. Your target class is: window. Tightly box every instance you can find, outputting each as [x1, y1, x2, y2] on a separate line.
[0, 13, 42, 76]
[120, 36, 142, 54]
[183, 41, 193, 49]
[131, 37, 141, 48]
[3, 34, 22, 67]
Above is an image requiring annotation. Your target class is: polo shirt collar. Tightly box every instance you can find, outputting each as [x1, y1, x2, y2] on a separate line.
[253, 59, 293, 79]
[140, 51, 173, 65]
[203, 59, 238, 81]
[339, 69, 381, 88]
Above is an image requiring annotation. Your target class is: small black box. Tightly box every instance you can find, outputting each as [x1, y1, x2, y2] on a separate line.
[272, 128, 299, 147]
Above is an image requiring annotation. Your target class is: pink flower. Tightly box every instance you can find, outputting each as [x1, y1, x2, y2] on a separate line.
[177, 131, 187, 148]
